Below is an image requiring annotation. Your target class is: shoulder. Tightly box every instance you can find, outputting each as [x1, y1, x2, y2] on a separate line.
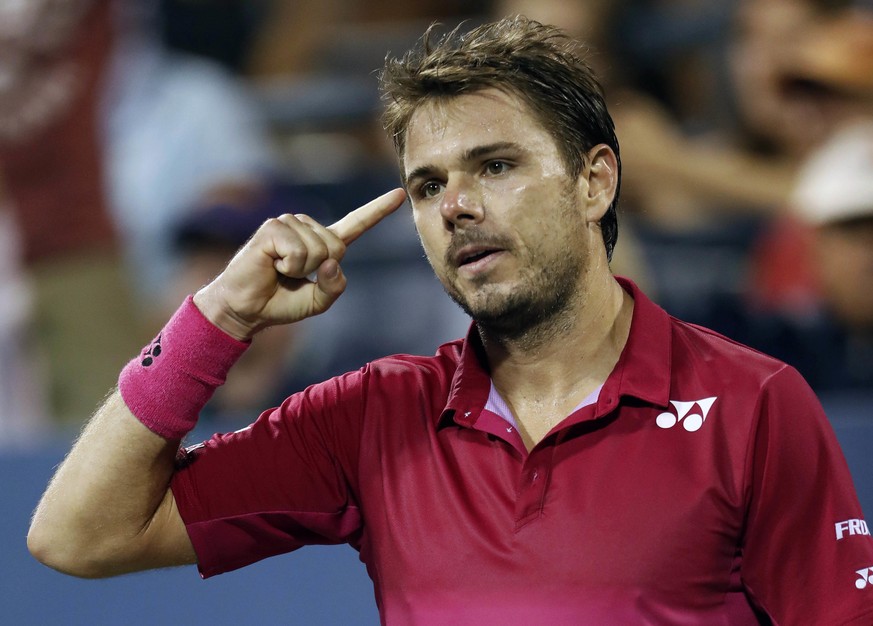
[663, 315, 822, 436]
[292, 338, 466, 401]
[275, 338, 467, 434]
[360, 338, 465, 386]
[669, 315, 795, 385]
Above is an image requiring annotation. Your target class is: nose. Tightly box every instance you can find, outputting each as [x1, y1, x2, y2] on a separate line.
[439, 174, 484, 230]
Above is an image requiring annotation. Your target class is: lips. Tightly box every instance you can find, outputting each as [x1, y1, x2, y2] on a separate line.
[456, 245, 503, 266]
[445, 231, 513, 272]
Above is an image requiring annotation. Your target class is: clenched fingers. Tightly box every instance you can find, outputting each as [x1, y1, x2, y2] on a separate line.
[310, 257, 347, 313]
[266, 188, 405, 277]
[270, 213, 345, 277]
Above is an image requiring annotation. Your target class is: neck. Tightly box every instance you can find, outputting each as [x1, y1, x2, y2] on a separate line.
[481, 273, 633, 404]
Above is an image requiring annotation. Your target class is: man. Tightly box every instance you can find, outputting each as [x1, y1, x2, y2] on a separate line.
[27, 17, 873, 624]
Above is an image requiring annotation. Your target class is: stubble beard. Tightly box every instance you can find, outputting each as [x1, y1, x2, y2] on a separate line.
[441, 201, 587, 347]
[447, 248, 583, 346]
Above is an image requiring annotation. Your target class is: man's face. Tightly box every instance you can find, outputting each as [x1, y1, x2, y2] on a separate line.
[815, 217, 873, 330]
[402, 89, 608, 335]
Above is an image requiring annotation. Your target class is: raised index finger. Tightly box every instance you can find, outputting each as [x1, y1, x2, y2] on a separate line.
[328, 188, 407, 245]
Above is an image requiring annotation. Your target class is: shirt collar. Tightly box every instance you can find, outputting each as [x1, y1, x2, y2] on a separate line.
[437, 276, 672, 429]
[440, 323, 492, 429]
[596, 276, 672, 416]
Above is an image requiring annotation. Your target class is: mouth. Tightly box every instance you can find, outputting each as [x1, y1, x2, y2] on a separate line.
[455, 246, 503, 267]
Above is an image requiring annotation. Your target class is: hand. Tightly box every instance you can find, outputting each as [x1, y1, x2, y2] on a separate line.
[193, 188, 407, 340]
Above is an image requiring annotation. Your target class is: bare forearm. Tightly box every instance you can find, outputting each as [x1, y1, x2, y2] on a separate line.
[27, 391, 194, 577]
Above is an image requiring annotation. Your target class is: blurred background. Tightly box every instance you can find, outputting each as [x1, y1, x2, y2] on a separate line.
[2, 0, 872, 623]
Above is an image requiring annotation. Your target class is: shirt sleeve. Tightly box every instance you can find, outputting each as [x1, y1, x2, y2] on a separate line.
[740, 365, 873, 624]
[170, 368, 367, 578]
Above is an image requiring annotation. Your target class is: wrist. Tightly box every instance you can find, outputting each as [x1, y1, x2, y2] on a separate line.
[193, 286, 260, 342]
[119, 296, 250, 440]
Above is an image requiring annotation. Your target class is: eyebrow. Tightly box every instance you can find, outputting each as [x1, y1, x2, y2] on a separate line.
[404, 141, 523, 188]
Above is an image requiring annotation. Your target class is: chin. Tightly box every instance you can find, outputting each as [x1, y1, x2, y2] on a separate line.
[452, 270, 581, 340]
[449, 283, 514, 318]
[458, 292, 560, 339]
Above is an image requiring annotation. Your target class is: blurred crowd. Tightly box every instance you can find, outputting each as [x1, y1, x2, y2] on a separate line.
[1, 0, 872, 448]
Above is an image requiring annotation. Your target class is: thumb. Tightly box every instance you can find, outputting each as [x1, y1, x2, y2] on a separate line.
[311, 258, 347, 313]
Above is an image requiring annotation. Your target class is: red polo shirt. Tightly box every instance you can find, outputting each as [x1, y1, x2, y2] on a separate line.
[171, 278, 873, 624]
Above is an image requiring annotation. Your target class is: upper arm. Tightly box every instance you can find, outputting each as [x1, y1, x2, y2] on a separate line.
[28, 391, 199, 578]
[134, 487, 198, 573]
[741, 366, 873, 622]
[167, 373, 368, 578]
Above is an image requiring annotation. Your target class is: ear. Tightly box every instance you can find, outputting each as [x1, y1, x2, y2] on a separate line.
[577, 144, 618, 223]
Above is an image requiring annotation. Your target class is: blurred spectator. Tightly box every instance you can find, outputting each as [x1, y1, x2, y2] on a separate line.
[104, 0, 279, 307]
[613, 0, 736, 131]
[0, 192, 49, 448]
[686, 120, 873, 392]
[793, 121, 873, 334]
[748, 6, 873, 310]
[0, 0, 281, 430]
[730, 0, 859, 159]
[610, 0, 862, 216]
[0, 0, 143, 427]
[606, 1, 873, 320]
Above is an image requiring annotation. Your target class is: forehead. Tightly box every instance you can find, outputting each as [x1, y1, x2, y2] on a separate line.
[403, 88, 556, 170]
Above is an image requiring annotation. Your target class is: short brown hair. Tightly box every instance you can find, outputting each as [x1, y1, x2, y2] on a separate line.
[379, 15, 621, 260]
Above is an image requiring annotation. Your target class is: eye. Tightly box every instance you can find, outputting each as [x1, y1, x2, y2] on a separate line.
[421, 181, 444, 199]
[484, 160, 510, 175]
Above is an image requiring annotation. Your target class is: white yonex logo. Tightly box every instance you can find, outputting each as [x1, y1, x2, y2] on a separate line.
[856, 567, 873, 589]
[836, 519, 870, 540]
[656, 398, 717, 432]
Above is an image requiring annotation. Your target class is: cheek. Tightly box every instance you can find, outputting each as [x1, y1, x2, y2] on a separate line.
[815, 234, 873, 311]
[412, 211, 445, 262]
[818, 232, 873, 281]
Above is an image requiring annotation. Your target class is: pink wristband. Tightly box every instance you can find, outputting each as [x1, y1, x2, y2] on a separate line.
[119, 296, 250, 439]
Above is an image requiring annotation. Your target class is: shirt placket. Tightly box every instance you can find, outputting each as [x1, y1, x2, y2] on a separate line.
[515, 444, 554, 529]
